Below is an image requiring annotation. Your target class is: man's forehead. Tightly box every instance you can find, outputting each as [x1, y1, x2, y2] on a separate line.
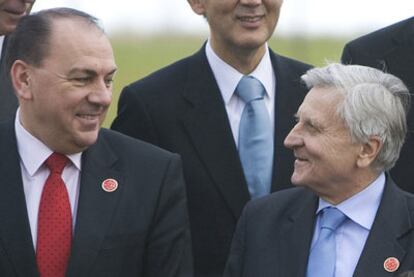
[299, 90, 341, 120]
[50, 17, 100, 36]
[46, 19, 112, 57]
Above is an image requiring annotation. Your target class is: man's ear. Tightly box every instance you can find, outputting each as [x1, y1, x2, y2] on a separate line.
[187, 0, 206, 15]
[356, 136, 382, 168]
[11, 60, 34, 100]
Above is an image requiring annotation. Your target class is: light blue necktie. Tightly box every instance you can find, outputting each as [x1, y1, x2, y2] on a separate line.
[307, 207, 347, 277]
[236, 76, 273, 199]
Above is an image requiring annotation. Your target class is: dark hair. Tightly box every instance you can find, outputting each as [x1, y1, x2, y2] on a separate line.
[5, 7, 103, 72]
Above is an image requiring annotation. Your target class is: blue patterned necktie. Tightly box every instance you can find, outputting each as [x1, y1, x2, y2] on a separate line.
[307, 207, 347, 277]
[236, 76, 273, 199]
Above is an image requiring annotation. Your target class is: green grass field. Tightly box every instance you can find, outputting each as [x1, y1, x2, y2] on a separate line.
[104, 35, 349, 127]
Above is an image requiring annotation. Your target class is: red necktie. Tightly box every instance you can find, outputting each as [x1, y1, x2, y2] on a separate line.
[36, 152, 72, 277]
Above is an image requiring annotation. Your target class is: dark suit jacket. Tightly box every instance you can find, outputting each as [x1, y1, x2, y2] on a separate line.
[341, 17, 414, 193]
[0, 120, 192, 277]
[0, 37, 18, 122]
[225, 176, 414, 276]
[111, 45, 311, 277]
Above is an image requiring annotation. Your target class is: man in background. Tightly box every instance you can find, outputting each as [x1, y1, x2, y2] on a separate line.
[225, 63, 414, 277]
[2, 7, 192, 276]
[112, 0, 311, 275]
[0, 0, 35, 121]
[341, 16, 414, 193]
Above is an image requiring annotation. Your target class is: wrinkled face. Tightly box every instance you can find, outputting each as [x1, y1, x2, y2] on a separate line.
[0, 0, 35, 35]
[284, 87, 362, 196]
[19, 18, 117, 154]
[190, 0, 283, 55]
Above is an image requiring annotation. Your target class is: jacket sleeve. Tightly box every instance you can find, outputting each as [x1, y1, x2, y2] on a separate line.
[143, 154, 193, 277]
[223, 204, 248, 277]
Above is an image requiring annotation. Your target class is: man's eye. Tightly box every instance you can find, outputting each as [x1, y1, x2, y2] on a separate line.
[293, 115, 299, 123]
[305, 121, 321, 133]
[104, 78, 114, 87]
[73, 77, 90, 83]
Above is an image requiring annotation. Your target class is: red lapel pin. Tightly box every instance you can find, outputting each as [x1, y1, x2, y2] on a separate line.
[102, 178, 118, 192]
[384, 257, 400, 273]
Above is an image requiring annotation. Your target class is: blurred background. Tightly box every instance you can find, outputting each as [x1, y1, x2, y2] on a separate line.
[32, 0, 413, 127]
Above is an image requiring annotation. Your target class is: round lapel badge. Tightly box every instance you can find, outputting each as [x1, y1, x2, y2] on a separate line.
[102, 178, 118, 192]
[384, 257, 400, 273]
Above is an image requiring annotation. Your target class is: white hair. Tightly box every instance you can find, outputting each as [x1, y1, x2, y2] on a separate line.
[301, 63, 410, 171]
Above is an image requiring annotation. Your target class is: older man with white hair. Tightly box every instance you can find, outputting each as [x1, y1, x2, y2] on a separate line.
[225, 63, 414, 277]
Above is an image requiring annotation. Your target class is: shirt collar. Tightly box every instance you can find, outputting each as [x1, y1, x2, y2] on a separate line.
[0, 36, 5, 59]
[15, 109, 82, 176]
[316, 172, 386, 231]
[205, 40, 275, 104]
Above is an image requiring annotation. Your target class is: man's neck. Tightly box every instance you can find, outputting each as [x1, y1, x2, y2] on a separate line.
[318, 170, 383, 205]
[210, 40, 267, 75]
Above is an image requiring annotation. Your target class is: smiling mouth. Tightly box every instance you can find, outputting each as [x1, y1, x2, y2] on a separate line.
[295, 156, 308, 162]
[76, 114, 100, 120]
[3, 8, 27, 16]
[237, 15, 264, 23]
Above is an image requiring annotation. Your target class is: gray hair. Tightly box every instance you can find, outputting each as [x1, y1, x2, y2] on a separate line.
[301, 63, 410, 171]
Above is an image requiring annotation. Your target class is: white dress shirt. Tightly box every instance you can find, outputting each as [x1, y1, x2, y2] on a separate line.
[15, 110, 82, 248]
[205, 40, 276, 146]
[0, 36, 4, 58]
[310, 173, 386, 277]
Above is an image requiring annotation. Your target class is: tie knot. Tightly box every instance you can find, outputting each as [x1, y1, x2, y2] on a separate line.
[45, 152, 69, 174]
[235, 76, 266, 103]
[320, 207, 346, 231]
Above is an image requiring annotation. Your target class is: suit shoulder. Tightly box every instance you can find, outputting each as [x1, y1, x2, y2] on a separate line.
[270, 50, 313, 72]
[344, 17, 413, 53]
[275, 54, 313, 70]
[98, 128, 178, 161]
[244, 187, 311, 217]
[122, 54, 194, 96]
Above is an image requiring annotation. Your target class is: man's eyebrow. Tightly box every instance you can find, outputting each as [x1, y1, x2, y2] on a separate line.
[67, 67, 118, 76]
[67, 68, 97, 76]
[107, 68, 118, 76]
[295, 112, 321, 127]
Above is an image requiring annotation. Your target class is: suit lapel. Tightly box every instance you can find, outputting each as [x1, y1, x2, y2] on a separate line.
[354, 177, 412, 277]
[179, 47, 250, 220]
[278, 189, 317, 276]
[0, 121, 39, 277]
[66, 130, 124, 276]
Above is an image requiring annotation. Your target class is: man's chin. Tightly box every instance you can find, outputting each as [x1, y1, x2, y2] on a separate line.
[73, 131, 100, 151]
[290, 174, 306, 187]
[0, 22, 18, 35]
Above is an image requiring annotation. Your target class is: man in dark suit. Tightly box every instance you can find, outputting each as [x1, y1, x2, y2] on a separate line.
[111, 0, 311, 276]
[0, 0, 35, 122]
[225, 63, 414, 277]
[3, 8, 192, 277]
[341, 17, 414, 193]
